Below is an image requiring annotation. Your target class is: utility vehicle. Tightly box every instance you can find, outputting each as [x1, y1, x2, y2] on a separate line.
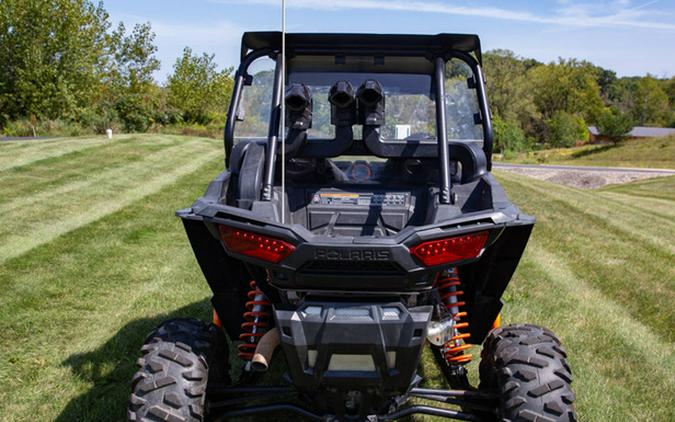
[128, 32, 576, 422]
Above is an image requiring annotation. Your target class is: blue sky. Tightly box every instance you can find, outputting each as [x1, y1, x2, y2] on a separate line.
[104, 0, 675, 80]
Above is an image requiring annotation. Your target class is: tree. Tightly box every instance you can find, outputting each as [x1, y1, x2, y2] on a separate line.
[631, 75, 669, 126]
[0, 0, 110, 122]
[592, 65, 617, 101]
[105, 22, 162, 131]
[167, 47, 233, 124]
[546, 111, 588, 148]
[666, 77, 675, 106]
[528, 59, 604, 125]
[492, 116, 531, 153]
[596, 108, 633, 145]
[483, 50, 538, 129]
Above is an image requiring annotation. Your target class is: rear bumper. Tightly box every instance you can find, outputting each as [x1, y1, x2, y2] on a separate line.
[179, 196, 534, 345]
[274, 301, 432, 414]
[179, 201, 524, 291]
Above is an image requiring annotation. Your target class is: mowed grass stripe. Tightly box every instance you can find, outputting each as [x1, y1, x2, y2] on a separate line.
[496, 171, 675, 254]
[0, 136, 130, 171]
[505, 248, 675, 421]
[0, 140, 215, 215]
[0, 135, 191, 202]
[600, 175, 675, 202]
[497, 172, 674, 342]
[0, 154, 222, 420]
[529, 245, 674, 375]
[0, 144, 221, 264]
[0, 135, 119, 167]
[596, 191, 675, 222]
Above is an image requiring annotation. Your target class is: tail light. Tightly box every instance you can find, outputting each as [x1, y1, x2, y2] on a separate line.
[218, 225, 295, 263]
[410, 231, 489, 267]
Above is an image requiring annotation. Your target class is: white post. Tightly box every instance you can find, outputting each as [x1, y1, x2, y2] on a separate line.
[106, 128, 113, 139]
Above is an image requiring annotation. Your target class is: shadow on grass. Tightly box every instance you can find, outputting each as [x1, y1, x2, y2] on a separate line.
[56, 299, 212, 422]
[56, 300, 457, 421]
[569, 143, 617, 159]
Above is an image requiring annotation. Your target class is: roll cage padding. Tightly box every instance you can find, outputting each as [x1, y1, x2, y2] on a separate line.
[229, 141, 265, 209]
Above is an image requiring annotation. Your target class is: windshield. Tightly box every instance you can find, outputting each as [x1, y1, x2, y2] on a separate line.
[233, 54, 483, 144]
[288, 71, 435, 141]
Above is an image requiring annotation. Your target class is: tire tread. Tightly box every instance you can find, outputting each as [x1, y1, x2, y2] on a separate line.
[480, 324, 577, 422]
[127, 318, 228, 422]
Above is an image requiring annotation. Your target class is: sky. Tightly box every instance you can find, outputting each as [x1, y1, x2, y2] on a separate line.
[103, 0, 675, 81]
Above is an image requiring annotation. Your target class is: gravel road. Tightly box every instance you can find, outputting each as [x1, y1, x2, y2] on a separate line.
[493, 163, 675, 189]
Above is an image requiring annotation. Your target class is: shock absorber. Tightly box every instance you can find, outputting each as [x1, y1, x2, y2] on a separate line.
[436, 268, 473, 365]
[238, 280, 271, 371]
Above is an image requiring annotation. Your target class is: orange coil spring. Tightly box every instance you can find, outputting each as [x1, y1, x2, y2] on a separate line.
[238, 280, 271, 361]
[436, 268, 473, 365]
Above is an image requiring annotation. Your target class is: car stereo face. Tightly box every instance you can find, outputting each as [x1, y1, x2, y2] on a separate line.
[305, 189, 416, 236]
[310, 192, 409, 207]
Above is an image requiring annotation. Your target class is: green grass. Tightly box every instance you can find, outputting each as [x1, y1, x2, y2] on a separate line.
[497, 136, 675, 169]
[0, 135, 673, 421]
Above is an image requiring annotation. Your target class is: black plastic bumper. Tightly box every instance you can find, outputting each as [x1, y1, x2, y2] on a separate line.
[274, 301, 432, 415]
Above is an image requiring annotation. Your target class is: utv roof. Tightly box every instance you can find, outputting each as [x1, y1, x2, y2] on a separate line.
[241, 32, 483, 64]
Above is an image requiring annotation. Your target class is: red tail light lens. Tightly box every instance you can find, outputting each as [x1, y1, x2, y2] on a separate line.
[410, 231, 489, 267]
[218, 225, 295, 263]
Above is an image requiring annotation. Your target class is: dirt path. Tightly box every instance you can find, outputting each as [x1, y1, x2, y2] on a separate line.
[494, 163, 675, 189]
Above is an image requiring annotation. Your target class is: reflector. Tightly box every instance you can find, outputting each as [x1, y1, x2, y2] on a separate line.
[218, 225, 295, 263]
[410, 231, 489, 266]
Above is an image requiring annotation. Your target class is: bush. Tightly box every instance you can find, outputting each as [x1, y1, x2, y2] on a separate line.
[492, 117, 533, 153]
[78, 107, 121, 134]
[2, 119, 37, 137]
[547, 111, 588, 147]
[597, 108, 633, 145]
[1, 118, 91, 137]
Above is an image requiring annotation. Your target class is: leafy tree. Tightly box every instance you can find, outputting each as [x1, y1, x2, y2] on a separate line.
[167, 47, 233, 124]
[665, 77, 675, 106]
[546, 111, 588, 147]
[591, 65, 617, 101]
[0, 0, 110, 122]
[596, 108, 633, 145]
[105, 22, 162, 132]
[631, 75, 669, 126]
[483, 50, 538, 128]
[528, 59, 604, 125]
[492, 116, 532, 153]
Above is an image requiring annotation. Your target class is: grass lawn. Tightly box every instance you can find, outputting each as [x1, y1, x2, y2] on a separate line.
[496, 135, 675, 169]
[0, 135, 673, 421]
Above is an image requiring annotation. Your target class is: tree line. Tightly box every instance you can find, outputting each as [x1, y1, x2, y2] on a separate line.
[1, 0, 673, 151]
[484, 50, 674, 152]
[0, 0, 231, 137]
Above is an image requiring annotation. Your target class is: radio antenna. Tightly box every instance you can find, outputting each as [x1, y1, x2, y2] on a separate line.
[280, 0, 286, 223]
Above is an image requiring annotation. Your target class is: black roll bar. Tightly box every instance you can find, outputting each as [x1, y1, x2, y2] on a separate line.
[434, 56, 452, 205]
[224, 48, 275, 164]
[445, 51, 494, 170]
[261, 51, 284, 201]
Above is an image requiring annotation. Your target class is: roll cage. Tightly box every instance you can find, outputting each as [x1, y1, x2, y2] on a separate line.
[224, 32, 494, 206]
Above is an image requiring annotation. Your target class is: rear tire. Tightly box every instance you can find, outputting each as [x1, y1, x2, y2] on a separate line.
[128, 318, 229, 422]
[479, 324, 577, 422]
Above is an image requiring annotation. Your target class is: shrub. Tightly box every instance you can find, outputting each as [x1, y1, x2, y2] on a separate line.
[2, 119, 37, 137]
[1, 118, 91, 137]
[79, 107, 121, 134]
[547, 111, 588, 147]
[492, 117, 532, 153]
[596, 108, 633, 145]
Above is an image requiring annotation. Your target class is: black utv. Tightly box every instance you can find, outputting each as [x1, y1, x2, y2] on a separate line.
[128, 32, 576, 422]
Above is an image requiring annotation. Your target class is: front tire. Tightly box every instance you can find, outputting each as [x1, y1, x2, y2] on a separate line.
[128, 318, 229, 422]
[479, 324, 577, 422]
